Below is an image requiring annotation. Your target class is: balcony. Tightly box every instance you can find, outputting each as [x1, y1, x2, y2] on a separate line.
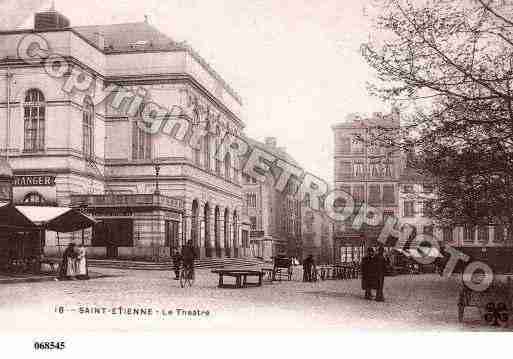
[70, 194, 185, 212]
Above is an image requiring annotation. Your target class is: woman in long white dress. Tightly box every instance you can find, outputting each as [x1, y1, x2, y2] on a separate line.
[76, 245, 88, 279]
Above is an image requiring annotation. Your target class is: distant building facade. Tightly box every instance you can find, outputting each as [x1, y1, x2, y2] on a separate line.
[241, 137, 302, 261]
[241, 137, 334, 263]
[331, 110, 402, 260]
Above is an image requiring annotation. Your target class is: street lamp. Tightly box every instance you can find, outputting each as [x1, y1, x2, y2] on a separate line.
[154, 162, 161, 195]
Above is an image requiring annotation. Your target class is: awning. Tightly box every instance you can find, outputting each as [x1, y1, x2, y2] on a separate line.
[0, 202, 39, 231]
[16, 206, 97, 232]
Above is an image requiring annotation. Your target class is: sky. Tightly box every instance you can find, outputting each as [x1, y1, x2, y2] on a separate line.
[2, 0, 388, 183]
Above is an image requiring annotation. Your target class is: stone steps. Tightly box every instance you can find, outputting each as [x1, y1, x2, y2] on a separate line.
[86, 257, 266, 271]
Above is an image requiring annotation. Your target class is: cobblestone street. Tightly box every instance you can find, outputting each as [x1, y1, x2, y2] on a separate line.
[0, 268, 502, 332]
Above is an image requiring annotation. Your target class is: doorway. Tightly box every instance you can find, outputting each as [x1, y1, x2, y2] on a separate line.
[93, 219, 133, 259]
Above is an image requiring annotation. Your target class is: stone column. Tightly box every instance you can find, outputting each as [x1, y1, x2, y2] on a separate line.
[199, 203, 206, 259]
[184, 212, 192, 247]
[218, 214, 225, 258]
[208, 212, 215, 256]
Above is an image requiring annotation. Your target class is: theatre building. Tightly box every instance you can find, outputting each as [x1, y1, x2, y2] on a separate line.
[0, 8, 249, 259]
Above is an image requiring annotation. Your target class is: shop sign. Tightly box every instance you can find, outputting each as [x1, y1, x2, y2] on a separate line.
[14, 175, 55, 187]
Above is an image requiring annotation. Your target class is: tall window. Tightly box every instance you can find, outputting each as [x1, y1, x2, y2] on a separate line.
[382, 184, 395, 204]
[403, 201, 414, 217]
[132, 118, 151, 160]
[368, 184, 381, 204]
[82, 97, 94, 160]
[24, 89, 45, 152]
[224, 152, 231, 181]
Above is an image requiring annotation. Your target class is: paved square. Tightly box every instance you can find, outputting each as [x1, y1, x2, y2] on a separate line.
[0, 268, 506, 331]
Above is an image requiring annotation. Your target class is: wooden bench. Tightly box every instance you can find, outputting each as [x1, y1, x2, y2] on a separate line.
[212, 269, 263, 288]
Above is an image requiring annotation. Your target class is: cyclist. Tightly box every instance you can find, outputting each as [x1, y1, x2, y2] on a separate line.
[181, 240, 196, 279]
[171, 249, 182, 280]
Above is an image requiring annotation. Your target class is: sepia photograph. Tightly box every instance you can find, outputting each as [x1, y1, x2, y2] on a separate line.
[1, 0, 513, 354]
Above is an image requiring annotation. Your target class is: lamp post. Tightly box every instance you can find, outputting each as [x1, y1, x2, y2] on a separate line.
[154, 162, 161, 195]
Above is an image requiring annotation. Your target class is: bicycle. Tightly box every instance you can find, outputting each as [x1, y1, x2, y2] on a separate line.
[179, 264, 195, 288]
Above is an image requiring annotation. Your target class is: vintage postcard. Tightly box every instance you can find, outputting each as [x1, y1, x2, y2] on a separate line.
[1, 0, 512, 355]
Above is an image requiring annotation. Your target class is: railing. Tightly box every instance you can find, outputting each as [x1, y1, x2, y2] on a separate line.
[70, 194, 185, 211]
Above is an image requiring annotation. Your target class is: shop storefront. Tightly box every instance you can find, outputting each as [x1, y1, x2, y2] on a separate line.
[70, 194, 184, 260]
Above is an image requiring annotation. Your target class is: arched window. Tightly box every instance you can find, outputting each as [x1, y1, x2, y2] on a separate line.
[23, 192, 45, 205]
[24, 89, 45, 152]
[82, 97, 94, 160]
[224, 152, 231, 181]
[132, 112, 151, 160]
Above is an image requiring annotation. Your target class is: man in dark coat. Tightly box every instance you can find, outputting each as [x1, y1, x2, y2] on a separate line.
[181, 240, 196, 277]
[361, 247, 375, 299]
[171, 249, 182, 280]
[374, 246, 387, 302]
[303, 254, 315, 282]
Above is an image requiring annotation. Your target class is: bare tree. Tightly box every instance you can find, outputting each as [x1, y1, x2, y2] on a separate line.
[361, 0, 513, 226]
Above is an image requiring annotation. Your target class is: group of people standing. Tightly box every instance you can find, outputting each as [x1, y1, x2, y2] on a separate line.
[361, 246, 386, 302]
[57, 243, 89, 280]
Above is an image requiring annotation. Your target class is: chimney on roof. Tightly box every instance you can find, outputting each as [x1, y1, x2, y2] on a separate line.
[265, 137, 277, 148]
[34, 5, 70, 30]
[94, 32, 105, 50]
[144, 15, 150, 24]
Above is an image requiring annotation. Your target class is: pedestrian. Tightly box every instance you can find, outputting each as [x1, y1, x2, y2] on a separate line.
[171, 249, 182, 280]
[374, 246, 387, 302]
[303, 254, 315, 282]
[57, 243, 77, 281]
[361, 247, 375, 299]
[181, 240, 196, 278]
[76, 244, 89, 280]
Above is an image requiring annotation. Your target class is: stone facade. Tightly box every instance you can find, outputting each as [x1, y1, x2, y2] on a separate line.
[331, 110, 402, 260]
[0, 9, 249, 259]
[242, 137, 334, 263]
